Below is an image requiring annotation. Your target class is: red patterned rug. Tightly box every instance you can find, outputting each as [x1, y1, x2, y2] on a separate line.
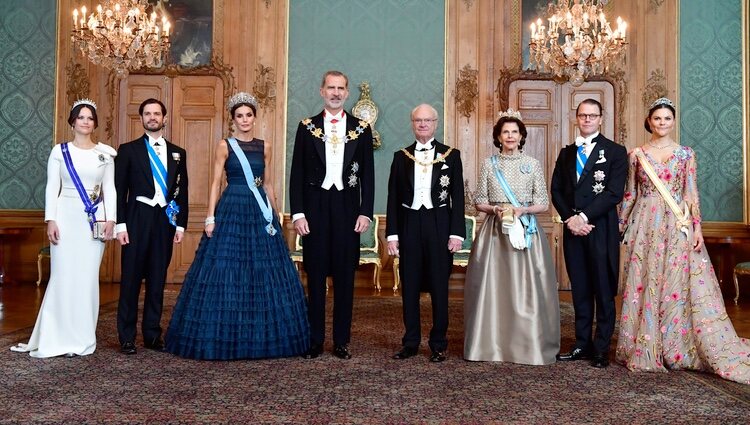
[1, 292, 748, 423]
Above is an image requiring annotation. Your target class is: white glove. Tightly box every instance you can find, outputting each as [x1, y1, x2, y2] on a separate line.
[507, 219, 527, 250]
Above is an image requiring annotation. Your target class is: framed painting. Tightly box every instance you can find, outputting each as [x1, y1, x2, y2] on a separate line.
[149, 0, 214, 67]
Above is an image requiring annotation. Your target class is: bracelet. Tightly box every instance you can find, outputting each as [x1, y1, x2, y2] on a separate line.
[492, 206, 499, 214]
[204, 216, 215, 226]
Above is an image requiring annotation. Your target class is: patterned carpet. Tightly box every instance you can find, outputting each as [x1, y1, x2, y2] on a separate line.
[1, 292, 749, 424]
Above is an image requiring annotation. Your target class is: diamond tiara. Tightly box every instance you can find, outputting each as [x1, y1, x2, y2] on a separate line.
[227, 92, 258, 111]
[498, 108, 522, 120]
[72, 98, 97, 110]
[650, 97, 674, 109]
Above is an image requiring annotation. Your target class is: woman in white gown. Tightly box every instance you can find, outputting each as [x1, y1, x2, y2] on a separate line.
[11, 100, 117, 358]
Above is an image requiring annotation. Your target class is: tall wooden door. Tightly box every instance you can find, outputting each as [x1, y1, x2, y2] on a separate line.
[508, 80, 614, 290]
[101, 75, 224, 283]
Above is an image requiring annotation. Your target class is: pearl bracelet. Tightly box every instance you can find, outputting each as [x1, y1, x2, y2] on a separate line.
[204, 216, 215, 226]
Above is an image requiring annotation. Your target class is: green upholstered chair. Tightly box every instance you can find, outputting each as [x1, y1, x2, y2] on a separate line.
[289, 215, 383, 290]
[36, 246, 51, 286]
[733, 262, 750, 305]
[358, 215, 382, 290]
[392, 215, 477, 293]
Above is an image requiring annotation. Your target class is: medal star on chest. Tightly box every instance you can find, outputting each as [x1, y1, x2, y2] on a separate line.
[439, 189, 448, 202]
[439, 175, 450, 187]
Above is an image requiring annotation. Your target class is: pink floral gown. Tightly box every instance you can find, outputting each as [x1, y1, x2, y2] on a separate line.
[617, 146, 750, 384]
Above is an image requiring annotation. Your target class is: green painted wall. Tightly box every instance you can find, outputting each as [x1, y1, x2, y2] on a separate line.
[680, 0, 744, 222]
[286, 0, 446, 214]
[0, 0, 57, 209]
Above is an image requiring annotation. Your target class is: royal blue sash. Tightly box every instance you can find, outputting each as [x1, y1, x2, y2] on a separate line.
[60, 143, 101, 230]
[491, 155, 537, 247]
[227, 138, 276, 236]
[144, 138, 179, 226]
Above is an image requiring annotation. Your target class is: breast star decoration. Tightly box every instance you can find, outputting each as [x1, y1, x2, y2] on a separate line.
[592, 170, 605, 194]
[439, 175, 450, 187]
[439, 190, 448, 202]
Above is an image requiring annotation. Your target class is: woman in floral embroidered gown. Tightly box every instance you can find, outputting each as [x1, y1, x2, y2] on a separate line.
[617, 98, 749, 384]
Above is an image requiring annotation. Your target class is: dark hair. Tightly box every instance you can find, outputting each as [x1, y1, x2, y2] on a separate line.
[576, 98, 603, 115]
[67, 104, 98, 129]
[139, 98, 167, 116]
[492, 116, 527, 151]
[320, 70, 349, 89]
[231, 102, 257, 118]
[644, 103, 676, 133]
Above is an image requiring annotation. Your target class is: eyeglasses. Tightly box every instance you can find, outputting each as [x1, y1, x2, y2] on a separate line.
[576, 113, 601, 120]
[412, 118, 437, 124]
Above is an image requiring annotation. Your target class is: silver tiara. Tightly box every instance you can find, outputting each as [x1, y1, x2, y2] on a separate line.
[73, 98, 97, 110]
[227, 92, 258, 111]
[650, 97, 674, 109]
[498, 108, 522, 120]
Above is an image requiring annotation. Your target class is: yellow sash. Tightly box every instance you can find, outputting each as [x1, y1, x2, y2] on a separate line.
[634, 148, 691, 238]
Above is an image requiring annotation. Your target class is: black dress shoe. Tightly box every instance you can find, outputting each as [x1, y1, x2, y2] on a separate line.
[302, 345, 322, 359]
[556, 347, 592, 361]
[591, 354, 610, 368]
[429, 351, 447, 363]
[120, 342, 137, 355]
[333, 345, 352, 360]
[144, 339, 166, 352]
[392, 346, 419, 360]
[63, 353, 76, 358]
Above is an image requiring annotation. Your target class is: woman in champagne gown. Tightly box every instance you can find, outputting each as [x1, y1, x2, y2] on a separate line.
[11, 100, 117, 358]
[165, 92, 309, 360]
[464, 110, 560, 364]
[617, 98, 750, 384]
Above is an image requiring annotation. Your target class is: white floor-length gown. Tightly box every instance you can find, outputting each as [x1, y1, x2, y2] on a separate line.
[12, 142, 116, 358]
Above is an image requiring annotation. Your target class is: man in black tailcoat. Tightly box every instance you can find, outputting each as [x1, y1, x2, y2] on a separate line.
[115, 98, 189, 355]
[289, 70, 375, 360]
[386, 103, 465, 363]
[551, 98, 627, 368]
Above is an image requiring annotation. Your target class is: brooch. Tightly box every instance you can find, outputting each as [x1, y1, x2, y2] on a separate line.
[595, 149, 606, 164]
[89, 184, 101, 202]
[439, 175, 450, 187]
[439, 189, 448, 202]
[172, 152, 181, 161]
[254, 176, 263, 187]
[520, 163, 532, 174]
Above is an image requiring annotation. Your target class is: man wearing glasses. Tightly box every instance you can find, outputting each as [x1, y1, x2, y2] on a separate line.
[550, 98, 628, 368]
[386, 104, 465, 363]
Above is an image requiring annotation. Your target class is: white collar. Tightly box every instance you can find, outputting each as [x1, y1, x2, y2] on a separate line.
[575, 132, 599, 147]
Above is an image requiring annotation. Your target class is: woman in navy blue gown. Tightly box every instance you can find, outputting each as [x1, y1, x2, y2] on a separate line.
[165, 92, 309, 360]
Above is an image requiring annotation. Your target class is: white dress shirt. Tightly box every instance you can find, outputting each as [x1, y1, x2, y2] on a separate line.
[321, 110, 346, 191]
[409, 139, 435, 210]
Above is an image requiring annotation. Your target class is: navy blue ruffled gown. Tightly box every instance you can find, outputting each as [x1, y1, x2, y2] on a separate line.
[166, 139, 309, 360]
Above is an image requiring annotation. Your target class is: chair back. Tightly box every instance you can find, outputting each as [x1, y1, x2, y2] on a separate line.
[359, 215, 380, 253]
[458, 215, 476, 253]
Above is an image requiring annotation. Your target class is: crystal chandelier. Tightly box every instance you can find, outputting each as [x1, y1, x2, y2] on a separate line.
[71, 0, 171, 78]
[528, 0, 627, 86]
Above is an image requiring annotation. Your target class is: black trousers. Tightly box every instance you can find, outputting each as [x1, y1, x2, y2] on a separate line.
[563, 229, 617, 355]
[117, 202, 175, 345]
[303, 188, 358, 347]
[398, 207, 452, 352]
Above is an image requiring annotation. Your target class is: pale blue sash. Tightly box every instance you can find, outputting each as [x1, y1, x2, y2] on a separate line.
[227, 138, 276, 236]
[491, 155, 537, 247]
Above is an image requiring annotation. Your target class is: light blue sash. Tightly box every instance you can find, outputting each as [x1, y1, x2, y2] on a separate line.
[491, 155, 537, 247]
[227, 138, 276, 236]
[144, 137, 179, 226]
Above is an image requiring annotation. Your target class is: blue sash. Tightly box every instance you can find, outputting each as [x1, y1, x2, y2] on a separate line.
[144, 138, 179, 226]
[490, 155, 537, 247]
[227, 138, 277, 236]
[60, 143, 101, 230]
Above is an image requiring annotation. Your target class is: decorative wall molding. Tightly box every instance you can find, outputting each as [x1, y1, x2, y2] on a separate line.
[453, 64, 479, 120]
[252, 63, 276, 110]
[641, 68, 668, 108]
[463, 0, 475, 11]
[65, 57, 90, 107]
[649, 0, 666, 14]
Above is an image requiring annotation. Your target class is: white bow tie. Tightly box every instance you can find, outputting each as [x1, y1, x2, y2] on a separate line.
[575, 136, 593, 147]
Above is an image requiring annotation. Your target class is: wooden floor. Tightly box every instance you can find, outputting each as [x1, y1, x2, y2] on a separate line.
[1, 280, 749, 338]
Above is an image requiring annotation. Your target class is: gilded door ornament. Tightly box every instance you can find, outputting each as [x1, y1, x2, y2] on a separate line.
[642, 69, 668, 108]
[454, 64, 479, 121]
[65, 58, 90, 108]
[352, 81, 382, 150]
[253, 64, 276, 110]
